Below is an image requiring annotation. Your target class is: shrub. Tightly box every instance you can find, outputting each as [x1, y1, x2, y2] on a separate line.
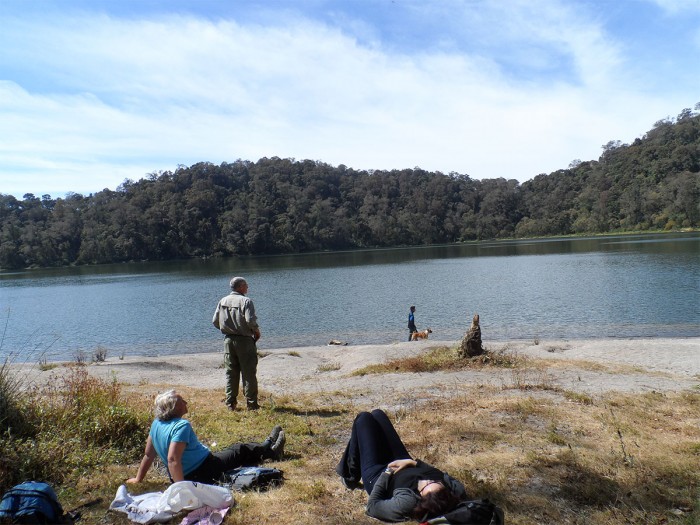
[29, 367, 149, 450]
[0, 358, 31, 438]
[0, 366, 150, 493]
[93, 346, 108, 362]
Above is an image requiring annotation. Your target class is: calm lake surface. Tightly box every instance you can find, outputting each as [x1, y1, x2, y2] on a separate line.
[1, 233, 698, 362]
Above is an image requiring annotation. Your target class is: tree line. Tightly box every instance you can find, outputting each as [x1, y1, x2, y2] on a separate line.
[1, 107, 698, 270]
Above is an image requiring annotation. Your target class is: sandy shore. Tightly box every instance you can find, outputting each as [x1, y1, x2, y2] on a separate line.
[15, 338, 699, 408]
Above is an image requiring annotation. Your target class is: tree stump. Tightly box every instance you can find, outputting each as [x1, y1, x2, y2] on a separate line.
[458, 313, 483, 358]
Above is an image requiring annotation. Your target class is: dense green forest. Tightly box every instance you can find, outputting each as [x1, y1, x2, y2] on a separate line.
[1, 107, 698, 270]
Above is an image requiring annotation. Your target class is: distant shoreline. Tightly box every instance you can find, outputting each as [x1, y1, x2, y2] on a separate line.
[2, 229, 698, 273]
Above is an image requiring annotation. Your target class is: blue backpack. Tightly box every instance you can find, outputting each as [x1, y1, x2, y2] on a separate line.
[0, 481, 71, 524]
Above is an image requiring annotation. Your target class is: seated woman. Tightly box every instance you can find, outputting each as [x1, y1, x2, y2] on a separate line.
[128, 390, 285, 485]
[336, 409, 466, 522]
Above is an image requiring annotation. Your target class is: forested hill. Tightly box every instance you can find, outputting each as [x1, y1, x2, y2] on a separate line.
[1, 109, 698, 270]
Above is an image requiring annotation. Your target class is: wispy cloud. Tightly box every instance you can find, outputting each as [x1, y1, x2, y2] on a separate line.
[0, 1, 696, 197]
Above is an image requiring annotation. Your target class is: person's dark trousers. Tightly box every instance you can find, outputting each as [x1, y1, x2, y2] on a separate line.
[224, 335, 259, 409]
[336, 409, 411, 495]
[185, 442, 268, 484]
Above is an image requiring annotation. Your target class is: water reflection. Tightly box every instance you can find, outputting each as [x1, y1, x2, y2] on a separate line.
[1, 233, 698, 361]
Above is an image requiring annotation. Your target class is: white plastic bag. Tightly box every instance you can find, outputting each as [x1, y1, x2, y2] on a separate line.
[159, 481, 232, 513]
[110, 482, 233, 524]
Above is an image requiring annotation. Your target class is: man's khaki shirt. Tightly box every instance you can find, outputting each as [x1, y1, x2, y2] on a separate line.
[212, 291, 259, 337]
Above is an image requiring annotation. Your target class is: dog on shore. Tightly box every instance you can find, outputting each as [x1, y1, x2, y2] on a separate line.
[410, 328, 432, 341]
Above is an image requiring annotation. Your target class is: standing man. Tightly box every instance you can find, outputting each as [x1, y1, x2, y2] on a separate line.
[213, 277, 261, 411]
[407, 305, 417, 341]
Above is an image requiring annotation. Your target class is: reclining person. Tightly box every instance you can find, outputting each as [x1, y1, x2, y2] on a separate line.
[336, 409, 466, 523]
[128, 390, 285, 485]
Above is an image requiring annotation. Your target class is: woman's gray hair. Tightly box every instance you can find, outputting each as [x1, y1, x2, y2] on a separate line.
[154, 389, 180, 421]
[230, 276, 247, 291]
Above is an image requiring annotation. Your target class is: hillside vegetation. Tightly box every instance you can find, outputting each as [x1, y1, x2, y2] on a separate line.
[1, 107, 698, 270]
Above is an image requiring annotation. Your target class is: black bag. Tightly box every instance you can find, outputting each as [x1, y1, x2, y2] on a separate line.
[0, 481, 72, 524]
[219, 466, 284, 492]
[423, 498, 504, 525]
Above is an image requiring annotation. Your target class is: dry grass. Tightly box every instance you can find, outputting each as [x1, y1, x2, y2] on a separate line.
[317, 361, 342, 373]
[57, 381, 700, 525]
[351, 344, 525, 376]
[5, 345, 698, 525]
[536, 357, 654, 376]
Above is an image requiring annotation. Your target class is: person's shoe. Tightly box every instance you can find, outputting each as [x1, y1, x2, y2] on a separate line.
[226, 403, 236, 411]
[262, 425, 283, 448]
[270, 430, 285, 460]
[340, 476, 362, 490]
[247, 402, 260, 411]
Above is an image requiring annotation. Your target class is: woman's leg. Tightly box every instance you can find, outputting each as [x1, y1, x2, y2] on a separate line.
[213, 442, 269, 470]
[336, 412, 366, 482]
[337, 411, 405, 494]
[370, 409, 411, 460]
[185, 442, 268, 483]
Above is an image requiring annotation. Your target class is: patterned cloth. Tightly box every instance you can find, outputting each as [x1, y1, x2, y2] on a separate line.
[180, 505, 230, 525]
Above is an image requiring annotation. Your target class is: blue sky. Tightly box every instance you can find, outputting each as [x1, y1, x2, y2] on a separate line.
[1, 0, 698, 198]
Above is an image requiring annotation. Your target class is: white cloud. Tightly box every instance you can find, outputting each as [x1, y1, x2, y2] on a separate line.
[0, 3, 695, 197]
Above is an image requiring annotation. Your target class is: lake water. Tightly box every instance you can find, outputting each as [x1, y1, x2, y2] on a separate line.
[1, 233, 698, 362]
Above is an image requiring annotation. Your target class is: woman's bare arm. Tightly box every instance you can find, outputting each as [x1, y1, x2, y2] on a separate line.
[127, 436, 157, 483]
[167, 441, 187, 482]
